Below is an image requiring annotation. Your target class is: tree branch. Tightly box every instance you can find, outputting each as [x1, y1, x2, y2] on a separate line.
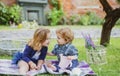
[99, 0, 113, 14]
[113, 7, 120, 17]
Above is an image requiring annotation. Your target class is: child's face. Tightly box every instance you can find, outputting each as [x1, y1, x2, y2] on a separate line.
[42, 33, 51, 47]
[57, 35, 66, 45]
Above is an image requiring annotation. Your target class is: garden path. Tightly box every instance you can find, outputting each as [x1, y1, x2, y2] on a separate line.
[0, 28, 120, 40]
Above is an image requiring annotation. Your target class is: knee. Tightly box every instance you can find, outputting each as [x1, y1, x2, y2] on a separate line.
[18, 60, 29, 71]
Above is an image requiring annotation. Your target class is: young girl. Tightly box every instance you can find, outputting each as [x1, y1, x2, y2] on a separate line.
[12, 28, 50, 74]
[47, 27, 79, 72]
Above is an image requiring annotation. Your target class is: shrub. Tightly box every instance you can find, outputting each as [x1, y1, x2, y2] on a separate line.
[0, 2, 9, 25]
[69, 14, 81, 25]
[67, 12, 103, 25]
[8, 4, 21, 25]
[78, 12, 104, 25]
[88, 12, 104, 25]
[79, 14, 90, 25]
[49, 0, 59, 9]
[47, 8, 64, 26]
[0, 2, 21, 25]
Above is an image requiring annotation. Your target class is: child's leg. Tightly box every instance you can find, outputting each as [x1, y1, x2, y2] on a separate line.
[46, 62, 61, 72]
[18, 60, 29, 74]
[68, 59, 79, 70]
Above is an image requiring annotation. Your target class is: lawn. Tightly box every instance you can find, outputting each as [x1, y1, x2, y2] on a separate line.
[0, 25, 120, 76]
[46, 38, 120, 76]
[0, 25, 120, 30]
[0, 38, 120, 76]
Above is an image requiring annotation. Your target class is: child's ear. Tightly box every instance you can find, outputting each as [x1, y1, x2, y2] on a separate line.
[65, 39, 68, 42]
[66, 40, 70, 43]
[65, 39, 67, 41]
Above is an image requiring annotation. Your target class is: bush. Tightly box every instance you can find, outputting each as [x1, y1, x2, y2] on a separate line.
[47, 8, 64, 26]
[69, 12, 104, 25]
[8, 4, 21, 25]
[88, 12, 104, 25]
[0, 2, 21, 25]
[49, 0, 59, 10]
[68, 14, 81, 25]
[79, 14, 90, 25]
[0, 2, 9, 25]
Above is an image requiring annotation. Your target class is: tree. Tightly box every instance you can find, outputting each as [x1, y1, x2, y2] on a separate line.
[99, 0, 120, 46]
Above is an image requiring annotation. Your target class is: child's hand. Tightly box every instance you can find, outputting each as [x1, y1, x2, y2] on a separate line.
[67, 56, 73, 60]
[37, 60, 44, 70]
[37, 65, 42, 70]
[67, 56, 77, 60]
[29, 61, 37, 70]
[37, 63, 43, 70]
[45, 61, 52, 67]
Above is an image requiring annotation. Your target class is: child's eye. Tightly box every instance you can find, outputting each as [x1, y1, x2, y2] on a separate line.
[57, 37, 60, 39]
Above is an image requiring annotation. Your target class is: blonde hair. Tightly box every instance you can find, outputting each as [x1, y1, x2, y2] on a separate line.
[28, 28, 50, 51]
[56, 27, 74, 43]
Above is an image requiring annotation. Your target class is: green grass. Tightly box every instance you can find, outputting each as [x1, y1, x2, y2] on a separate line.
[0, 25, 20, 30]
[0, 25, 120, 76]
[0, 25, 120, 30]
[90, 38, 120, 76]
[0, 38, 120, 76]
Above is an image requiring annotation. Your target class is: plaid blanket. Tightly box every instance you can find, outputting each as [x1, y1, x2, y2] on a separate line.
[0, 59, 96, 76]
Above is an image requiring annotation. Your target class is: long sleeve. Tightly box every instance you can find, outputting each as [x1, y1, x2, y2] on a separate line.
[38, 46, 48, 60]
[51, 44, 58, 55]
[22, 45, 34, 63]
[65, 45, 78, 56]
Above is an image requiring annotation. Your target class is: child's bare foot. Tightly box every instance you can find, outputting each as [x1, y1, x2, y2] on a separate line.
[45, 61, 56, 71]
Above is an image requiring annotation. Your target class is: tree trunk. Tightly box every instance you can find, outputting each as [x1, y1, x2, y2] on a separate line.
[99, 0, 120, 46]
[100, 8, 120, 46]
[100, 21, 112, 46]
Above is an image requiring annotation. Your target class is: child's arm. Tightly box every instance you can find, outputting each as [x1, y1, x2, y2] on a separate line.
[67, 55, 78, 60]
[28, 61, 37, 70]
[47, 44, 57, 56]
[47, 52, 55, 56]
[37, 60, 44, 70]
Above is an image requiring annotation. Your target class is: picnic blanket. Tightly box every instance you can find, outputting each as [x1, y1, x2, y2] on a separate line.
[0, 59, 96, 76]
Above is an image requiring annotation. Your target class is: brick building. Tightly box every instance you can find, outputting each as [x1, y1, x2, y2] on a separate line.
[0, 0, 16, 6]
[1, 0, 119, 18]
[60, 0, 119, 18]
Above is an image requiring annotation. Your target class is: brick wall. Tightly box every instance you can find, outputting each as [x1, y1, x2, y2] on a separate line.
[0, 0, 16, 6]
[61, 0, 75, 17]
[1, 0, 119, 18]
[60, 0, 119, 18]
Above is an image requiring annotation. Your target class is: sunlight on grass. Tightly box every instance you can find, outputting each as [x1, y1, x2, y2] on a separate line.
[0, 25, 21, 30]
[90, 38, 120, 76]
[0, 25, 120, 30]
[0, 38, 120, 76]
